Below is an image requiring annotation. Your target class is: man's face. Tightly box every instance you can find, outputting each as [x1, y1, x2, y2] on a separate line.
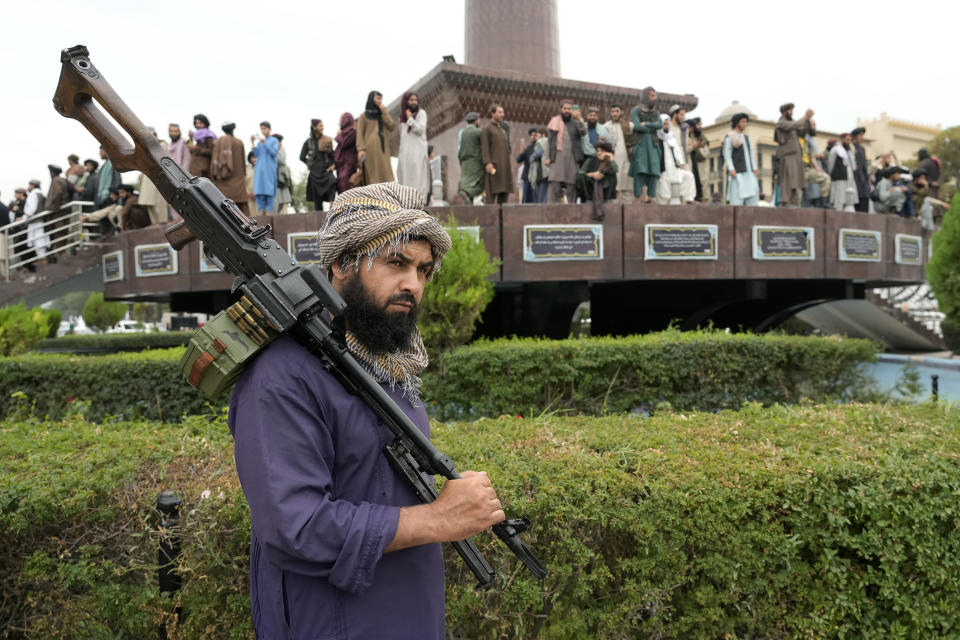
[785, 108, 794, 119]
[407, 95, 419, 109]
[194, 118, 205, 130]
[260, 124, 271, 137]
[15, 191, 25, 201]
[597, 149, 613, 162]
[314, 121, 324, 136]
[333, 239, 434, 352]
[736, 118, 748, 132]
[673, 109, 685, 124]
[852, 132, 864, 144]
[530, 131, 540, 143]
[99, 148, 108, 159]
[840, 134, 851, 147]
[250, 155, 257, 166]
[373, 94, 383, 107]
[492, 107, 504, 123]
[169, 126, 180, 140]
[84, 162, 95, 173]
[560, 103, 572, 118]
[109, 191, 119, 202]
[586, 110, 598, 124]
[118, 189, 130, 199]
[610, 106, 623, 121]
[648, 90, 657, 104]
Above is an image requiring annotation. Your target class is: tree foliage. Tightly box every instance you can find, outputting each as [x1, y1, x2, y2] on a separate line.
[0, 303, 55, 356]
[418, 215, 499, 365]
[927, 194, 960, 317]
[928, 125, 960, 182]
[81, 292, 127, 333]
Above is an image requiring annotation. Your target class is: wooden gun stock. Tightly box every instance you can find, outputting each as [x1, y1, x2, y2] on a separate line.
[53, 44, 196, 248]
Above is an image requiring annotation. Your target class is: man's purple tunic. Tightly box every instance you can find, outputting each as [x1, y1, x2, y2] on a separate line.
[228, 336, 445, 639]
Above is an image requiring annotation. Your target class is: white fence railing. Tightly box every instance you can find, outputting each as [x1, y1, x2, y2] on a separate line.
[0, 201, 108, 279]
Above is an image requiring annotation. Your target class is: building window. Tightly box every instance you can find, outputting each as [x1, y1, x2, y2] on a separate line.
[757, 152, 763, 169]
[709, 157, 714, 172]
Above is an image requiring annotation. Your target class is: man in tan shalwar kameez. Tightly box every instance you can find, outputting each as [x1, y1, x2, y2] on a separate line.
[356, 91, 396, 184]
[775, 102, 814, 207]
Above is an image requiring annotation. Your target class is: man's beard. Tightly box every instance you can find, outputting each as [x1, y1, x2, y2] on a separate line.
[340, 273, 420, 353]
[170, 134, 181, 142]
[561, 113, 571, 122]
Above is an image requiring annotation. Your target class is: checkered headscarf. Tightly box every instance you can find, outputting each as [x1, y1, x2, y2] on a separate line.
[316, 182, 451, 403]
[317, 182, 451, 273]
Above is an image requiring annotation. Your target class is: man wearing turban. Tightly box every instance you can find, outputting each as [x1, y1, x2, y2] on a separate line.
[228, 182, 505, 640]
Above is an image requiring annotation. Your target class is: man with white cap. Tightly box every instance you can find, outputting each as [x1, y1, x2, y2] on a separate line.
[655, 105, 696, 204]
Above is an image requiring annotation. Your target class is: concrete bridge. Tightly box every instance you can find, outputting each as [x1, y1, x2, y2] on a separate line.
[1, 203, 940, 350]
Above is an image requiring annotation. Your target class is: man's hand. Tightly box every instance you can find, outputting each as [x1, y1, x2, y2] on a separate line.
[544, 158, 551, 167]
[753, 169, 758, 177]
[358, 150, 366, 163]
[386, 471, 505, 552]
[729, 169, 737, 177]
[405, 109, 413, 121]
[803, 109, 814, 120]
[588, 171, 603, 180]
[485, 163, 496, 174]
[573, 110, 583, 121]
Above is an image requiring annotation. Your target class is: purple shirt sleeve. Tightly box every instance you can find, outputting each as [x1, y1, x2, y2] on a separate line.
[231, 356, 401, 594]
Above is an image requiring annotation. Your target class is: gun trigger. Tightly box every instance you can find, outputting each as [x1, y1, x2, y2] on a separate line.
[501, 517, 531, 535]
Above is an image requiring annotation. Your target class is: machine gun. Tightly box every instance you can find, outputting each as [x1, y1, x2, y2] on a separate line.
[52, 45, 546, 586]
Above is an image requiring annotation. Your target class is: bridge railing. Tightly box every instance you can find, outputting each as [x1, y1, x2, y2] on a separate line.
[0, 201, 100, 279]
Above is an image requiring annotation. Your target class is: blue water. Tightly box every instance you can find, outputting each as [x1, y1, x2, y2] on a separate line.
[864, 354, 960, 403]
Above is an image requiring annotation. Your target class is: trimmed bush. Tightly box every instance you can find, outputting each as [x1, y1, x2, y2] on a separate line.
[0, 347, 214, 423]
[0, 303, 59, 357]
[32, 332, 192, 354]
[423, 329, 881, 419]
[0, 331, 881, 424]
[2, 403, 959, 639]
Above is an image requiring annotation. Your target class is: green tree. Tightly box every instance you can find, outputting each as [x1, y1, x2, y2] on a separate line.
[81, 293, 127, 333]
[131, 302, 147, 327]
[44, 308, 62, 338]
[928, 125, 960, 184]
[292, 172, 309, 213]
[419, 215, 499, 365]
[0, 303, 52, 355]
[927, 193, 960, 350]
[47, 290, 97, 318]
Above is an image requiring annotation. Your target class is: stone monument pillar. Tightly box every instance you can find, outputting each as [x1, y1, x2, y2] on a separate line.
[464, 0, 560, 77]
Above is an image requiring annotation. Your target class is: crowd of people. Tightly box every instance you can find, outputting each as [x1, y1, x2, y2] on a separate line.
[2, 88, 949, 271]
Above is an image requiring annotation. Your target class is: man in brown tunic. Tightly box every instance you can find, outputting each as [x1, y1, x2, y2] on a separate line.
[480, 103, 514, 204]
[187, 113, 216, 179]
[45, 164, 73, 259]
[775, 103, 814, 206]
[356, 91, 396, 184]
[117, 184, 151, 231]
[211, 121, 250, 214]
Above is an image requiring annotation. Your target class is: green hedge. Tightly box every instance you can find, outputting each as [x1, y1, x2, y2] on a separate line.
[0, 347, 213, 423]
[0, 330, 882, 423]
[2, 403, 959, 639]
[32, 332, 192, 353]
[423, 330, 881, 419]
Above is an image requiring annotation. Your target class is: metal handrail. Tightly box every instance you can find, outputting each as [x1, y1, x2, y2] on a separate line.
[0, 200, 94, 278]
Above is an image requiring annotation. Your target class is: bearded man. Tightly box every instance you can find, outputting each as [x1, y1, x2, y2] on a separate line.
[228, 182, 505, 640]
[628, 86, 663, 202]
[603, 104, 634, 203]
[545, 99, 586, 203]
[775, 102, 814, 206]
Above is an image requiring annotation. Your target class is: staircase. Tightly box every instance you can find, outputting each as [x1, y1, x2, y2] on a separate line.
[0, 201, 107, 307]
[866, 285, 947, 350]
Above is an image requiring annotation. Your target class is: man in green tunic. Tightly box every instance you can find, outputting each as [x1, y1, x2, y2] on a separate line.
[628, 87, 662, 202]
[456, 112, 484, 204]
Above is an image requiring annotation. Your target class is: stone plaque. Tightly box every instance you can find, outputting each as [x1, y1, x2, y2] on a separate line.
[523, 224, 603, 262]
[644, 224, 718, 260]
[895, 234, 922, 265]
[838, 229, 881, 262]
[134, 243, 178, 277]
[752, 225, 815, 260]
[199, 241, 223, 273]
[102, 250, 123, 282]
[287, 232, 323, 264]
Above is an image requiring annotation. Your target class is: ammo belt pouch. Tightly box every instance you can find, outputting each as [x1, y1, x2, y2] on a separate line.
[180, 295, 278, 398]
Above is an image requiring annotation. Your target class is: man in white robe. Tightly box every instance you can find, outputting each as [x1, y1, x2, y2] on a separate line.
[722, 112, 759, 206]
[396, 92, 431, 200]
[604, 104, 634, 203]
[23, 179, 51, 260]
[655, 106, 696, 204]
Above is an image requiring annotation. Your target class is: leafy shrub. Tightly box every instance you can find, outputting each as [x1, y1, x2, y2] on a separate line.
[81, 292, 127, 332]
[43, 308, 61, 339]
[423, 328, 881, 419]
[0, 303, 55, 356]
[419, 215, 499, 364]
[0, 347, 213, 422]
[31, 331, 191, 354]
[2, 403, 959, 639]
[928, 193, 960, 319]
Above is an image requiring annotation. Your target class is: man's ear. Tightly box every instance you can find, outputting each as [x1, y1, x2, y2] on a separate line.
[331, 262, 349, 284]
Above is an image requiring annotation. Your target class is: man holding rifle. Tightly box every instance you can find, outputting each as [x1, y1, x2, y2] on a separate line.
[228, 182, 505, 640]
